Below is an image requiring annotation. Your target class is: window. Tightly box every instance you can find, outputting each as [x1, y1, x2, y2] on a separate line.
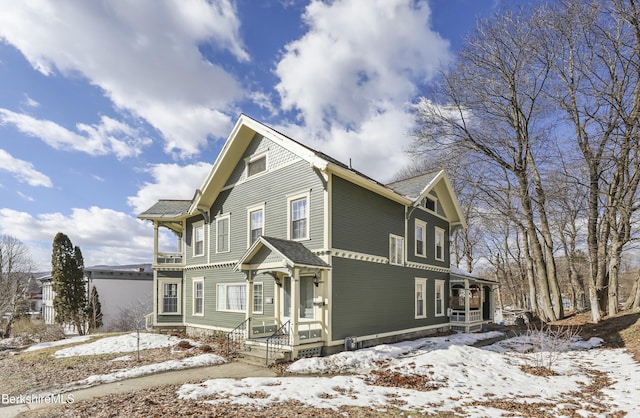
[253, 282, 263, 314]
[415, 278, 427, 319]
[247, 154, 267, 177]
[248, 207, 264, 245]
[435, 280, 445, 316]
[160, 281, 180, 314]
[193, 278, 204, 316]
[422, 196, 436, 212]
[389, 234, 404, 265]
[216, 215, 230, 253]
[435, 227, 445, 261]
[193, 223, 204, 257]
[289, 195, 309, 240]
[415, 220, 426, 258]
[217, 283, 247, 312]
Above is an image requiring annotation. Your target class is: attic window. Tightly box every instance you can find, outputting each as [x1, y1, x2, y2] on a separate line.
[422, 197, 436, 212]
[247, 154, 267, 177]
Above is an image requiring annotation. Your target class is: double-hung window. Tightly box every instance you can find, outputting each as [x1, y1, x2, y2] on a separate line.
[193, 278, 204, 316]
[248, 207, 264, 246]
[216, 215, 230, 253]
[160, 280, 181, 314]
[435, 227, 445, 261]
[415, 278, 427, 319]
[193, 223, 204, 257]
[217, 283, 247, 312]
[435, 280, 445, 316]
[415, 220, 426, 258]
[289, 194, 309, 240]
[389, 234, 404, 266]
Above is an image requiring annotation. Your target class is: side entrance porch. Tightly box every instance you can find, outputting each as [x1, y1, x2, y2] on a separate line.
[229, 236, 331, 365]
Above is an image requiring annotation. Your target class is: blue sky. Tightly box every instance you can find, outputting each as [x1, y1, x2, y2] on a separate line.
[0, 0, 498, 270]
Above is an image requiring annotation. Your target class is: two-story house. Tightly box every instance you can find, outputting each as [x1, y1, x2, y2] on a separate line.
[139, 115, 496, 362]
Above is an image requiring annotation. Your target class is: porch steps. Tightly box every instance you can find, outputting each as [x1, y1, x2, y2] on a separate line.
[237, 344, 291, 367]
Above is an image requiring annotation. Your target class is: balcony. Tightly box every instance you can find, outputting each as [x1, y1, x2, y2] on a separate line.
[156, 252, 183, 265]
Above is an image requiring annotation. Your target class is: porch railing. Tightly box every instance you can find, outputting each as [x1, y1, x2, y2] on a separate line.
[297, 320, 323, 342]
[156, 252, 183, 265]
[266, 320, 290, 366]
[450, 310, 482, 323]
[226, 317, 250, 357]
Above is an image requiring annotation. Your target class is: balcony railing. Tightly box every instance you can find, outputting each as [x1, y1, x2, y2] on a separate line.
[450, 310, 482, 323]
[156, 252, 183, 265]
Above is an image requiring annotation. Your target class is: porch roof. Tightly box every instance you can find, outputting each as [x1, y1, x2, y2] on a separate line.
[234, 236, 331, 271]
[138, 199, 192, 219]
[450, 267, 499, 286]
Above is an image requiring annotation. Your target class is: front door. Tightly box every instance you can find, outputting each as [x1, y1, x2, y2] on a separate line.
[281, 275, 315, 321]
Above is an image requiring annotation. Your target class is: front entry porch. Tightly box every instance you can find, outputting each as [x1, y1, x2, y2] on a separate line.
[230, 236, 331, 365]
[449, 271, 498, 333]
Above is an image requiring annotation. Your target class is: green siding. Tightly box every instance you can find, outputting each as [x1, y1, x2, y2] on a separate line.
[156, 270, 183, 324]
[331, 257, 449, 340]
[406, 209, 450, 268]
[332, 175, 405, 255]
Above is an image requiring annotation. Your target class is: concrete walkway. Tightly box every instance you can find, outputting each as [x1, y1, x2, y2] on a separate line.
[0, 361, 277, 418]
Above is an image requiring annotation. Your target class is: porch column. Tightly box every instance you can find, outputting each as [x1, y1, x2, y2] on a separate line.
[153, 223, 159, 263]
[291, 267, 300, 346]
[464, 279, 470, 328]
[246, 271, 254, 324]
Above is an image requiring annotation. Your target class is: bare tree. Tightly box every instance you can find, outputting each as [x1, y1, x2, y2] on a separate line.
[413, 6, 564, 321]
[0, 235, 35, 338]
[110, 297, 152, 361]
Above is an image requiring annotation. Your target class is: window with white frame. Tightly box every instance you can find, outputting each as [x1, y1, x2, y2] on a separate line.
[193, 278, 204, 316]
[248, 207, 264, 246]
[193, 223, 204, 257]
[289, 194, 309, 240]
[216, 215, 230, 253]
[415, 219, 426, 258]
[415, 278, 427, 319]
[160, 280, 181, 314]
[435, 280, 445, 316]
[217, 283, 247, 312]
[247, 154, 267, 177]
[421, 196, 437, 212]
[253, 282, 263, 314]
[435, 227, 445, 261]
[389, 234, 404, 265]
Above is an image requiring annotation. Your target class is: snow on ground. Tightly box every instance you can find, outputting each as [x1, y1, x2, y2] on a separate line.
[69, 354, 226, 387]
[178, 332, 640, 417]
[23, 335, 92, 352]
[53, 333, 197, 358]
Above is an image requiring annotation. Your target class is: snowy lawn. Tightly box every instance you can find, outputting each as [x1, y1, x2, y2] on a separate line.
[178, 332, 640, 417]
[22, 335, 92, 352]
[53, 332, 198, 358]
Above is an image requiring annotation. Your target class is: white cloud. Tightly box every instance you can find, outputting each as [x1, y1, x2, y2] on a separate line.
[127, 162, 212, 214]
[0, 148, 53, 187]
[0, 207, 156, 270]
[0, 0, 248, 157]
[0, 109, 150, 158]
[22, 94, 39, 108]
[273, 0, 451, 182]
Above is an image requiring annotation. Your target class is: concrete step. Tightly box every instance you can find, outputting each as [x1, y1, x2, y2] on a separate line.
[237, 345, 291, 367]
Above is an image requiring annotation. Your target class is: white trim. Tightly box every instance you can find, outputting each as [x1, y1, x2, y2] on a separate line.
[331, 248, 388, 264]
[415, 278, 427, 319]
[216, 282, 247, 313]
[192, 221, 205, 258]
[192, 277, 204, 316]
[246, 203, 266, 248]
[327, 322, 447, 347]
[287, 191, 311, 241]
[435, 227, 445, 261]
[215, 213, 231, 254]
[158, 278, 181, 315]
[414, 219, 427, 258]
[389, 234, 404, 266]
[252, 282, 264, 314]
[435, 279, 445, 317]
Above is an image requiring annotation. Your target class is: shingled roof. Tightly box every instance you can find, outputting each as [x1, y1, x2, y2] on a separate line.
[235, 236, 331, 271]
[138, 199, 192, 219]
[385, 171, 441, 201]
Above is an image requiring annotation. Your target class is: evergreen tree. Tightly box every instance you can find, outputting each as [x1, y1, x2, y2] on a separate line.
[86, 285, 103, 332]
[51, 232, 88, 335]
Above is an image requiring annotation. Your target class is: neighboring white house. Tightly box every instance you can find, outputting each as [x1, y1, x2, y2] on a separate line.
[40, 266, 153, 331]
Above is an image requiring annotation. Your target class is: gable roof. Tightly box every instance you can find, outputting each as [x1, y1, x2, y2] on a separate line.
[143, 114, 466, 229]
[235, 236, 331, 271]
